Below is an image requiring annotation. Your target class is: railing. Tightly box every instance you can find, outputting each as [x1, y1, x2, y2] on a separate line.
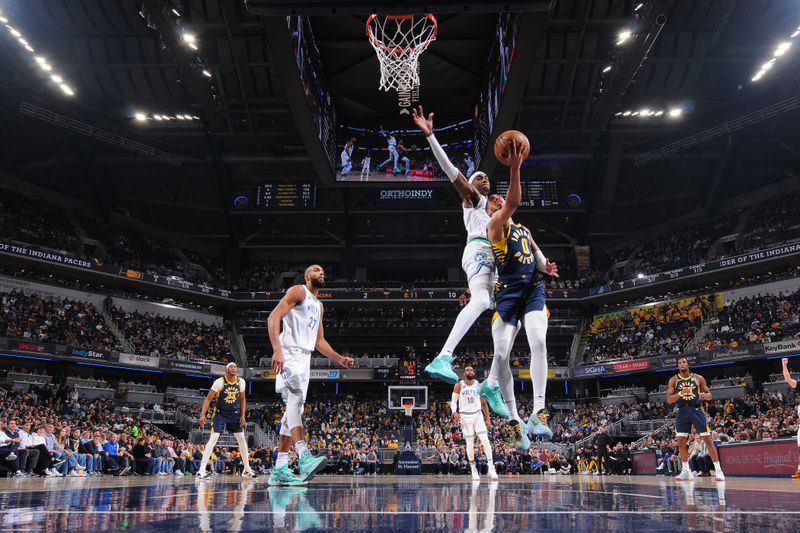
[622, 418, 671, 434]
[252, 423, 278, 448]
[571, 412, 635, 452]
[633, 419, 675, 448]
[119, 408, 177, 424]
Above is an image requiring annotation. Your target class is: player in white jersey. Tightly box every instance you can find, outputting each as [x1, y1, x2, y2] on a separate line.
[376, 130, 401, 174]
[340, 137, 355, 179]
[196, 362, 257, 479]
[411, 105, 508, 418]
[360, 151, 371, 181]
[782, 357, 800, 478]
[267, 265, 354, 485]
[450, 366, 498, 480]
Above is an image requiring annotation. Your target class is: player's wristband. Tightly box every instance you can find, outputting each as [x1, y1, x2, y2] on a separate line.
[427, 134, 459, 182]
[534, 249, 548, 273]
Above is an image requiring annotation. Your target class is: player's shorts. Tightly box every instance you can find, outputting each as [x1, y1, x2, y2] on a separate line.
[461, 240, 496, 284]
[675, 407, 710, 437]
[275, 345, 311, 402]
[211, 411, 242, 434]
[493, 276, 546, 326]
[460, 411, 488, 438]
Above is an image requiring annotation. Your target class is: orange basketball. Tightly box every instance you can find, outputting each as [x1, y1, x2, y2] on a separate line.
[494, 130, 530, 166]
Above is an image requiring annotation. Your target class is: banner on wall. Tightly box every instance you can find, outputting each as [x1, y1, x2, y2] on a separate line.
[209, 363, 245, 376]
[159, 359, 208, 373]
[763, 339, 800, 355]
[66, 346, 110, 361]
[719, 439, 800, 477]
[310, 369, 340, 380]
[118, 352, 160, 368]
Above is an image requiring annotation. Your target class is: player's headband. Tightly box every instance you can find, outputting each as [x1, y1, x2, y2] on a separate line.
[468, 172, 487, 184]
[226, 362, 236, 369]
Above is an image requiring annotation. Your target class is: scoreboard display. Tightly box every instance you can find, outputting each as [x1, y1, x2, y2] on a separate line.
[494, 179, 560, 208]
[256, 181, 317, 209]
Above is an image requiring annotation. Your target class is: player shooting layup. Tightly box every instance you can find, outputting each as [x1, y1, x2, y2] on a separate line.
[450, 366, 498, 480]
[485, 140, 559, 448]
[782, 357, 800, 478]
[196, 362, 257, 479]
[411, 105, 508, 418]
[267, 265, 354, 486]
[667, 356, 725, 481]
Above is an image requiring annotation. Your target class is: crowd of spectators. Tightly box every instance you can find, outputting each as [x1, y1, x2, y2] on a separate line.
[0, 188, 76, 253]
[701, 288, 800, 350]
[584, 296, 710, 363]
[111, 308, 232, 362]
[0, 290, 118, 351]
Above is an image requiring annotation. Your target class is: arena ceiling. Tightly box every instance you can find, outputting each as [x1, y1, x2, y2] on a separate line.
[0, 0, 797, 260]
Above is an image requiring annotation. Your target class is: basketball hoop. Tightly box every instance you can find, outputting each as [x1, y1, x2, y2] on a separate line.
[402, 401, 414, 417]
[366, 14, 438, 92]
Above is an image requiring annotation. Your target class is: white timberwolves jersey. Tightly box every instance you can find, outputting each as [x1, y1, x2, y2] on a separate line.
[458, 380, 481, 414]
[279, 285, 321, 352]
[463, 195, 491, 242]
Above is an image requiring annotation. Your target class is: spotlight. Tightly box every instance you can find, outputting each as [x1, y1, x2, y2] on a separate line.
[792, 30, 799, 39]
[201, 69, 211, 78]
[172, 8, 181, 17]
[636, 273, 645, 279]
[669, 108, 682, 117]
[640, 108, 651, 116]
[614, 111, 623, 116]
[153, 114, 163, 121]
[0, 16, 7, 24]
[59, 84, 74, 96]
[654, 110, 664, 116]
[602, 65, 612, 73]
[50, 74, 62, 83]
[631, 111, 640, 116]
[617, 30, 632, 45]
[34, 56, 46, 64]
[752, 71, 765, 82]
[774, 41, 791, 57]
[8, 27, 21, 38]
[622, 110, 632, 116]
[761, 58, 776, 70]
[39, 62, 52, 72]
[134, 112, 147, 121]
[182, 33, 196, 44]
[634, 3, 644, 11]
[187, 42, 197, 51]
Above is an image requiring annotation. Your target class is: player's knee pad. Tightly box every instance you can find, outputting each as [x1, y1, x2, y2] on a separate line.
[285, 393, 304, 430]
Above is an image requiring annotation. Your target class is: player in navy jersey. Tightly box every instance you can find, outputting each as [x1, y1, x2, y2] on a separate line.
[667, 356, 725, 481]
[484, 139, 559, 448]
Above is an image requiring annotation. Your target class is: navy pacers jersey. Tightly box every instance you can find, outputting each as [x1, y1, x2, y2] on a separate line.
[490, 222, 547, 325]
[216, 377, 242, 415]
[491, 222, 536, 283]
[674, 372, 710, 436]
[675, 373, 702, 409]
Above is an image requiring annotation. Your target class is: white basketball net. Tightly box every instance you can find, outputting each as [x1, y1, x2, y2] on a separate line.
[366, 14, 438, 92]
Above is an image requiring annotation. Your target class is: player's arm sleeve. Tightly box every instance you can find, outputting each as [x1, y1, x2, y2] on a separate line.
[210, 378, 223, 393]
[426, 134, 459, 182]
[239, 378, 246, 393]
[450, 393, 459, 413]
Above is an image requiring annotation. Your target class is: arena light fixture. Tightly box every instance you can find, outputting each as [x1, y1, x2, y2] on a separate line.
[617, 30, 632, 45]
[50, 74, 62, 83]
[654, 110, 664, 116]
[668, 107, 682, 117]
[134, 112, 147, 121]
[201, 69, 212, 78]
[774, 41, 791, 57]
[622, 110, 632, 116]
[602, 64, 613, 73]
[634, 3, 644, 11]
[640, 108, 651, 116]
[172, 8, 181, 17]
[4, 20, 76, 96]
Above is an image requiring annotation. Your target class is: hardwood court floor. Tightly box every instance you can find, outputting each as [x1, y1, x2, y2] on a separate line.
[0, 474, 799, 531]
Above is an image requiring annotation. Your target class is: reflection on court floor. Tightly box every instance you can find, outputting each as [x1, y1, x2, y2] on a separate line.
[1, 475, 799, 532]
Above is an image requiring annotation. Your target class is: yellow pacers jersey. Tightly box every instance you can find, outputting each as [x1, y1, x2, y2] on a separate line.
[491, 222, 536, 282]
